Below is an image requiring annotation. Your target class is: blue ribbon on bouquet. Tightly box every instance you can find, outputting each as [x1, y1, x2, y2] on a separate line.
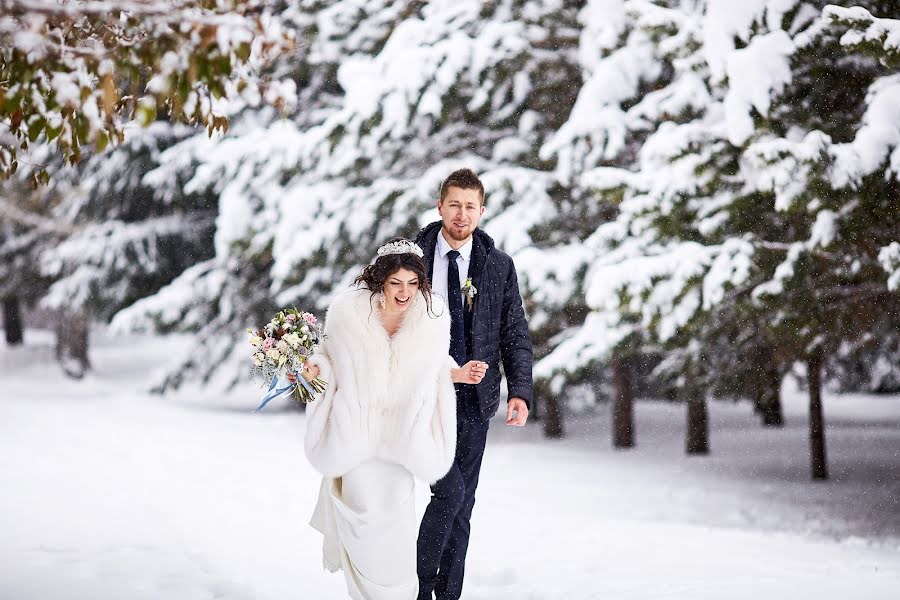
[254, 371, 316, 411]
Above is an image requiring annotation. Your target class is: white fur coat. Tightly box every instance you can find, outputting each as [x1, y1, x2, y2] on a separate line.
[304, 287, 457, 483]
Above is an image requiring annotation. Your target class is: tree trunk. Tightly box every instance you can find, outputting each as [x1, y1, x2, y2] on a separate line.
[542, 392, 564, 439]
[612, 356, 635, 448]
[807, 352, 829, 481]
[758, 349, 784, 427]
[685, 387, 709, 455]
[55, 311, 91, 379]
[530, 393, 541, 421]
[3, 296, 24, 345]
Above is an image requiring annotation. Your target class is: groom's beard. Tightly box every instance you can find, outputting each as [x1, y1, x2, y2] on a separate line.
[444, 223, 475, 242]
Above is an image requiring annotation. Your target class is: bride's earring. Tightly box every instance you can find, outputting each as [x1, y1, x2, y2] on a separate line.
[379, 291, 386, 309]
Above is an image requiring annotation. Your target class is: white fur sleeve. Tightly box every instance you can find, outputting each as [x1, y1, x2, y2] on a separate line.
[304, 340, 335, 450]
[405, 363, 457, 483]
[303, 336, 367, 478]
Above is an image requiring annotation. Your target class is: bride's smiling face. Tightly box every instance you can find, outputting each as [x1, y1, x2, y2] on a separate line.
[383, 268, 420, 312]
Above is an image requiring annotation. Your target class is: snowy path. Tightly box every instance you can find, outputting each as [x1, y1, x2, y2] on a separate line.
[2, 331, 899, 599]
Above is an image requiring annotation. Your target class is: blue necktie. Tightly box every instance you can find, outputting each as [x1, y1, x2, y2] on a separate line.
[446, 250, 466, 365]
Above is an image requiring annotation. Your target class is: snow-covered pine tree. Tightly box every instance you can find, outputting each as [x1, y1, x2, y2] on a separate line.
[744, 1, 900, 478]
[110, 1, 591, 409]
[811, 3, 900, 395]
[540, 0, 900, 476]
[0, 174, 58, 345]
[40, 123, 216, 318]
[37, 122, 218, 377]
[535, 0, 723, 449]
[533, 0, 682, 446]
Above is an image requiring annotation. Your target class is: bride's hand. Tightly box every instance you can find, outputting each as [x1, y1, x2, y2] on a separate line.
[287, 363, 319, 384]
[303, 363, 320, 381]
[452, 360, 488, 384]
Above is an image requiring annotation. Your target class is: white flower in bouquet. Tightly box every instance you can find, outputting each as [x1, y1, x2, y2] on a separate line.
[284, 332, 301, 348]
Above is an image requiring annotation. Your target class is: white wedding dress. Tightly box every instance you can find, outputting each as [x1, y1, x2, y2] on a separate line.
[310, 460, 419, 599]
[303, 288, 457, 600]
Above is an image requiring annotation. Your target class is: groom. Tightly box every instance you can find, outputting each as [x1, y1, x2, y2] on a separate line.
[415, 168, 533, 600]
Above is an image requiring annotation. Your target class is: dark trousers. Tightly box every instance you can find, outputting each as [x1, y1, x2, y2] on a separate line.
[417, 391, 490, 600]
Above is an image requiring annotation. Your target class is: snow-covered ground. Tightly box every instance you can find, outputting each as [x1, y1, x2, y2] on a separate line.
[2, 329, 899, 600]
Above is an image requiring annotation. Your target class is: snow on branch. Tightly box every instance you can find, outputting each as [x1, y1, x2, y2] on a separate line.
[109, 258, 224, 333]
[723, 30, 795, 146]
[0, 196, 73, 234]
[743, 131, 830, 210]
[0, 0, 297, 184]
[823, 4, 900, 67]
[701, 0, 799, 83]
[879, 242, 900, 292]
[38, 212, 214, 314]
[40, 214, 209, 277]
[830, 74, 900, 188]
[534, 311, 631, 382]
[540, 35, 659, 181]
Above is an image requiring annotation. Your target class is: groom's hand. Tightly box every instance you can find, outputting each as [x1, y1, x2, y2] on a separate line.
[506, 398, 529, 426]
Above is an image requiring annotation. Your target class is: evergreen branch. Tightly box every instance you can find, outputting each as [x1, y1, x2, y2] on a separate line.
[822, 5, 900, 68]
[0, 197, 73, 234]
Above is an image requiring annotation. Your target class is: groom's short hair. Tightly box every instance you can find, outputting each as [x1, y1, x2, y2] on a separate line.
[440, 168, 485, 205]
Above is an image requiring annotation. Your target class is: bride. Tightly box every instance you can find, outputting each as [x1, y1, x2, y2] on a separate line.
[295, 238, 488, 599]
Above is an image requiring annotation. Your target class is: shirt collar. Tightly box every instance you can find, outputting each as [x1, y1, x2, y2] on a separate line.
[437, 229, 473, 261]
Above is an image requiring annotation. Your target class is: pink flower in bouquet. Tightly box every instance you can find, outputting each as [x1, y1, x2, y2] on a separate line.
[303, 313, 317, 325]
[263, 337, 275, 351]
[286, 313, 298, 322]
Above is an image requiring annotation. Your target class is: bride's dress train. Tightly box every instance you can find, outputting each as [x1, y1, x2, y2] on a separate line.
[311, 459, 419, 600]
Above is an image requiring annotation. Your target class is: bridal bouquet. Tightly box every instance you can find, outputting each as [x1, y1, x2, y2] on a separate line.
[249, 308, 327, 410]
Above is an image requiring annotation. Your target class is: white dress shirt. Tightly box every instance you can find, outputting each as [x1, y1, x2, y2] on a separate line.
[432, 230, 472, 305]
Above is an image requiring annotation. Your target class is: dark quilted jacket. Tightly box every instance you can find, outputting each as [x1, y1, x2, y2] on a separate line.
[416, 222, 534, 420]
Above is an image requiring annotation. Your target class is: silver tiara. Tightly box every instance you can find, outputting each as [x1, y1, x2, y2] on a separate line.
[376, 239, 424, 259]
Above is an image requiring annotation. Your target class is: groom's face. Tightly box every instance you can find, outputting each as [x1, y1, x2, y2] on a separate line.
[438, 187, 484, 243]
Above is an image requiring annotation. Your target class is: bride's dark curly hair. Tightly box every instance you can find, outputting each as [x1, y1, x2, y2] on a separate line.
[355, 238, 436, 315]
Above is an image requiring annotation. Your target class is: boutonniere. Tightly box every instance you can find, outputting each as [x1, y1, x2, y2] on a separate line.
[461, 277, 477, 309]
